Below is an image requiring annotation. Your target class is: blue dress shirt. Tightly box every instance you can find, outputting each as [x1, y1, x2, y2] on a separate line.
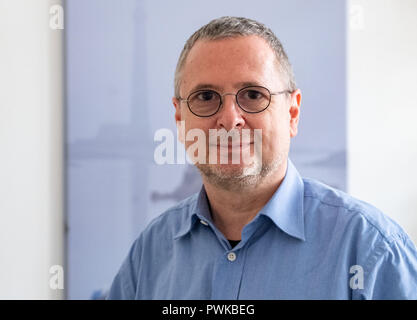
[107, 159, 417, 299]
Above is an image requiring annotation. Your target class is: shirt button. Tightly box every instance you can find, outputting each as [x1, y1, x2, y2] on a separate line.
[200, 220, 208, 226]
[227, 252, 237, 262]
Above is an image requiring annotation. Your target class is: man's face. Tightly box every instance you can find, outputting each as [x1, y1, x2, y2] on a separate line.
[173, 35, 301, 190]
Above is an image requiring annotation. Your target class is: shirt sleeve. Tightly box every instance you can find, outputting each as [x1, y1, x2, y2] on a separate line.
[356, 233, 417, 299]
[106, 237, 141, 300]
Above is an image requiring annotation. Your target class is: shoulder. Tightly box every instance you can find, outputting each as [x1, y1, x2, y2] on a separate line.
[302, 177, 410, 246]
[125, 192, 199, 267]
[107, 193, 201, 299]
[302, 177, 417, 299]
[138, 192, 199, 241]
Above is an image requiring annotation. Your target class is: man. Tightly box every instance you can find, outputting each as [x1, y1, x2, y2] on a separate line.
[107, 16, 417, 299]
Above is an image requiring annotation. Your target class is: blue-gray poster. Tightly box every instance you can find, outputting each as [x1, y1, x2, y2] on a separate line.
[66, 0, 346, 299]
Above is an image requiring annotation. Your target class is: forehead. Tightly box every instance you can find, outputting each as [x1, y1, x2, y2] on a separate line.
[181, 35, 282, 93]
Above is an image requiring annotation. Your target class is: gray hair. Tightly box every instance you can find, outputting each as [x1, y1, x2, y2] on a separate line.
[174, 16, 296, 98]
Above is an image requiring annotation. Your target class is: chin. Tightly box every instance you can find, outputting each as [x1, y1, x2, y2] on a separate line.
[195, 160, 266, 191]
[195, 153, 286, 191]
[214, 164, 247, 178]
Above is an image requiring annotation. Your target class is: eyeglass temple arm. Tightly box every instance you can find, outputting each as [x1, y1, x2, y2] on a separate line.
[270, 90, 293, 95]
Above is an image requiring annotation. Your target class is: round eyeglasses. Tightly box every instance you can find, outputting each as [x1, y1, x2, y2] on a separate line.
[179, 86, 291, 117]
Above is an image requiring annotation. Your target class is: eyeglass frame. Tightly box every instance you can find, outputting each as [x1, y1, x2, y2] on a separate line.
[178, 85, 292, 118]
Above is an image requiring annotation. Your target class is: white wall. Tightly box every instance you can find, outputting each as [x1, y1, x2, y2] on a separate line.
[0, 0, 65, 299]
[348, 0, 417, 244]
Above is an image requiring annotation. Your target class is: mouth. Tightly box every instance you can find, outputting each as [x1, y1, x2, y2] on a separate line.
[210, 142, 253, 146]
[210, 142, 253, 152]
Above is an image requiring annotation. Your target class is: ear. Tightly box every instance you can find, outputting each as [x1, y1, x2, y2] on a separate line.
[173, 97, 185, 144]
[173, 97, 182, 123]
[289, 89, 301, 138]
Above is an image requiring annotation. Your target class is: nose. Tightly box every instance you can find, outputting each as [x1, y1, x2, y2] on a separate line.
[216, 94, 245, 131]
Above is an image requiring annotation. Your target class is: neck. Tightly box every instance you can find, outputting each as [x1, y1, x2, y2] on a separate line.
[202, 158, 288, 241]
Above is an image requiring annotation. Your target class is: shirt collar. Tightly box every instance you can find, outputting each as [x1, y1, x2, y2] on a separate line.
[259, 158, 306, 241]
[174, 158, 305, 241]
[173, 185, 212, 240]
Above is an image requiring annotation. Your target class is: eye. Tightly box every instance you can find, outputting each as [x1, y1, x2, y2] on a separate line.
[243, 89, 264, 100]
[196, 91, 216, 101]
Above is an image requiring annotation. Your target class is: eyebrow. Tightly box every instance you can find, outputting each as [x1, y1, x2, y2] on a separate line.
[188, 81, 263, 94]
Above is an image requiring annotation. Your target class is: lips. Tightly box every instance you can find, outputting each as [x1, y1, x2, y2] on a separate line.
[210, 143, 253, 155]
[210, 142, 253, 148]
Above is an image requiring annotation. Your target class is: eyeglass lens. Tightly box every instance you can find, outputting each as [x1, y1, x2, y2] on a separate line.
[187, 86, 270, 117]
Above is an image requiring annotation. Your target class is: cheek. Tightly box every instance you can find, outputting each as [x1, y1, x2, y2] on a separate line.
[261, 117, 291, 153]
[181, 118, 212, 148]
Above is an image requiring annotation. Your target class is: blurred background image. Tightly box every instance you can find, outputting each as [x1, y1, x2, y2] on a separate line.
[1, 0, 416, 299]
